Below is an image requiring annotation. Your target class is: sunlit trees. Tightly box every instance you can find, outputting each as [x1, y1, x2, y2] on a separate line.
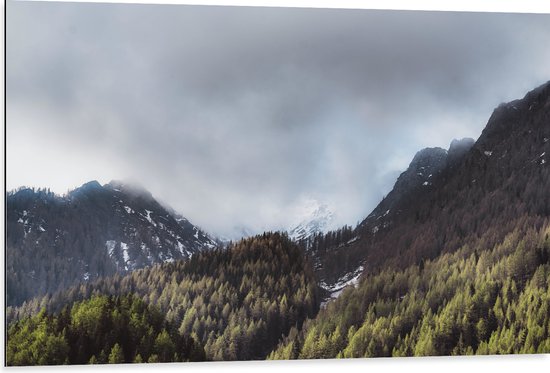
[269, 225, 550, 359]
[6, 295, 204, 366]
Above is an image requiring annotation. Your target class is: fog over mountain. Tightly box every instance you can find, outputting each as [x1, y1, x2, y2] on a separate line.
[6, 1, 550, 237]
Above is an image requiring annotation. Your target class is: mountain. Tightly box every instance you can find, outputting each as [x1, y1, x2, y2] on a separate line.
[360, 139, 474, 232]
[350, 81, 550, 272]
[304, 138, 474, 292]
[5, 180, 217, 306]
[290, 81, 550, 308]
[269, 81, 550, 358]
[289, 203, 335, 241]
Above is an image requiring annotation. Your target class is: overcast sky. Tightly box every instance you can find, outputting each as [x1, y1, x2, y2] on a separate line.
[6, 2, 550, 238]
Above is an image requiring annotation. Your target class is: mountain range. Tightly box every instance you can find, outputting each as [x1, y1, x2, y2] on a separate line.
[6, 80, 550, 364]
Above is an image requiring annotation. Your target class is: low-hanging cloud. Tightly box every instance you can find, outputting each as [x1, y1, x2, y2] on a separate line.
[6, 2, 550, 237]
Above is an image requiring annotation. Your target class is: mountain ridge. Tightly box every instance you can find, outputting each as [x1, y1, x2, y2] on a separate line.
[348, 80, 550, 273]
[295, 80, 549, 296]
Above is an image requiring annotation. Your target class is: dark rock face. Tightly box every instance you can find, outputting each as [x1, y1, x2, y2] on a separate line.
[360, 146, 449, 230]
[395, 147, 448, 191]
[480, 81, 550, 145]
[447, 137, 475, 165]
[6, 181, 217, 306]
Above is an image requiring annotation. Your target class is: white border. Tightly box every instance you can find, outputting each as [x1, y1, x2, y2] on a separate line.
[12, 0, 550, 13]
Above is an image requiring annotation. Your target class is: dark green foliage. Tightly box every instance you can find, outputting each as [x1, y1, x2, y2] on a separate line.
[8, 233, 318, 362]
[6, 294, 205, 365]
[269, 225, 550, 359]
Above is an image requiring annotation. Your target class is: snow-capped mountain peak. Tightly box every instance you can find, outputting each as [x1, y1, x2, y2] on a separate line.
[288, 203, 335, 241]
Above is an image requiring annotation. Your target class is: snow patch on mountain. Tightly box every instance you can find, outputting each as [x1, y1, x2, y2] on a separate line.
[144, 209, 157, 227]
[120, 242, 130, 269]
[320, 265, 364, 308]
[106, 240, 116, 257]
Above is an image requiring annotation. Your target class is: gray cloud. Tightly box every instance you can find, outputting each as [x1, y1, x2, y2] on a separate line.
[7, 2, 550, 237]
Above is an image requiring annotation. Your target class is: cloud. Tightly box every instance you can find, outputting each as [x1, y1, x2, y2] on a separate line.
[6, 2, 550, 237]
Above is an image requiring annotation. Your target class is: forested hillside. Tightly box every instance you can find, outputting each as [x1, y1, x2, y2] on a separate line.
[7, 233, 319, 363]
[269, 222, 550, 358]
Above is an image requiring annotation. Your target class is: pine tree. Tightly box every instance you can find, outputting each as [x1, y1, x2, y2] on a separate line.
[108, 343, 124, 364]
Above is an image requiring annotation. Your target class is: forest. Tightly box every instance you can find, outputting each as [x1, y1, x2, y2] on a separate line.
[9, 221, 550, 365]
[6, 233, 319, 364]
